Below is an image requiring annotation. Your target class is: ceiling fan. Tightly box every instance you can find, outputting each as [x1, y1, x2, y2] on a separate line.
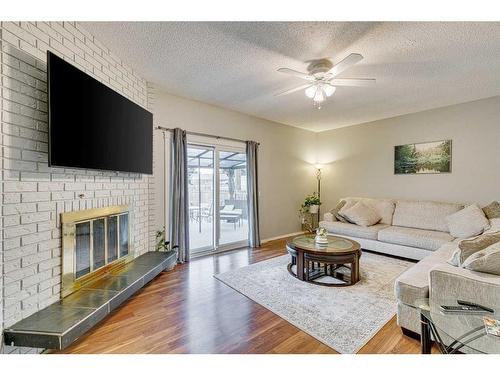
[276, 53, 375, 109]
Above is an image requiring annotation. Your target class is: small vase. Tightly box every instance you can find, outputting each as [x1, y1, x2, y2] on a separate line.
[309, 205, 319, 214]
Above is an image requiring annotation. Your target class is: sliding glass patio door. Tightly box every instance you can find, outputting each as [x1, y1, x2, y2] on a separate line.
[217, 150, 248, 247]
[187, 144, 249, 256]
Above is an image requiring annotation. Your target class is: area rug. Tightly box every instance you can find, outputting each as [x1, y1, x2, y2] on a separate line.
[214, 252, 413, 353]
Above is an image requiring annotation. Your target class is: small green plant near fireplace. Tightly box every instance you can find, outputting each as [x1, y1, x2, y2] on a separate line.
[155, 227, 178, 252]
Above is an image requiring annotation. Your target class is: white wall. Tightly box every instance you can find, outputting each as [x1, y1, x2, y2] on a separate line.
[316, 96, 500, 211]
[0, 22, 151, 353]
[151, 88, 318, 241]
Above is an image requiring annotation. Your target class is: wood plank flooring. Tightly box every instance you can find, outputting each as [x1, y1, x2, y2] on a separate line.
[57, 237, 428, 354]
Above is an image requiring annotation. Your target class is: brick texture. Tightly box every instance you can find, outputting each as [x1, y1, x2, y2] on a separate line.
[0, 22, 152, 353]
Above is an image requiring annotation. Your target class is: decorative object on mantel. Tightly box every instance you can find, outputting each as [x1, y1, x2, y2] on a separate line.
[394, 139, 452, 174]
[298, 192, 322, 232]
[315, 227, 329, 244]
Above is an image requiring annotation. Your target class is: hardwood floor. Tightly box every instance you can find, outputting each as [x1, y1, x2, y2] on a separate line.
[57, 237, 427, 354]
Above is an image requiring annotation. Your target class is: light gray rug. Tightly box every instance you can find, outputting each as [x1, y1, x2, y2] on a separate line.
[214, 252, 413, 353]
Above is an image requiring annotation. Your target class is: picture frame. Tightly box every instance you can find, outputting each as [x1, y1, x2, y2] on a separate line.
[394, 140, 452, 175]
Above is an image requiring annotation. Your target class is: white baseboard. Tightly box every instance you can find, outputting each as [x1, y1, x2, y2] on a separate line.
[261, 231, 306, 244]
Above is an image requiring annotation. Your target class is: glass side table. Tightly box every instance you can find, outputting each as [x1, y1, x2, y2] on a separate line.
[415, 298, 500, 354]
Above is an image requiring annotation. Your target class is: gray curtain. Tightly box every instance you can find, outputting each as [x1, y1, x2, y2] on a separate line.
[246, 141, 261, 247]
[169, 128, 190, 262]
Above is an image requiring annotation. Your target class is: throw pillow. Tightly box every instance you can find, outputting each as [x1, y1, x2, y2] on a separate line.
[336, 200, 356, 223]
[462, 241, 500, 275]
[331, 200, 346, 222]
[445, 204, 490, 239]
[483, 201, 500, 220]
[448, 230, 500, 266]
[340, 201, 381, 227]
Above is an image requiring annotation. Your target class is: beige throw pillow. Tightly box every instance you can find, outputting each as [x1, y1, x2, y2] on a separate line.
[445, 204, 490, 239]
[331, 200, 347, 222]
[483, 201, 500, 220]
[462, 241, 500, 275]
[448, 230, 500, 266]
[340, 201, 381, 227]
[336, 199, 356, 223]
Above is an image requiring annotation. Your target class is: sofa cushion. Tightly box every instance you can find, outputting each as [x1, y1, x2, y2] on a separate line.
[341, 197, 395, 225]
[395, 242, 456, 305]
[330, 200, 346, 222]
[340, 201, 381, 227]
[392, 200, 463, 232]
[462, 241, 500, 275]
[449, 230, 500, 266]
[445, 204, 490, 239]
[378, 226, 454, 251]
[320, 221, 388, 240]
[483, 201, 500, 220]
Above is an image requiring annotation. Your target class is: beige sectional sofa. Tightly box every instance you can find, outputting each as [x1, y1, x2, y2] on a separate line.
[320, 197, 500, 337]
[320, 197, 462, 261]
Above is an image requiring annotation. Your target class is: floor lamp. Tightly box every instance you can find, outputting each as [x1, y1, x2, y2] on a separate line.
[315, 164, 322, 224]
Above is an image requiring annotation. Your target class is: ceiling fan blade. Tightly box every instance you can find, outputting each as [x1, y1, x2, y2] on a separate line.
[327, 53, 364, 78]
[275, 83, 312, 97]
[329, 78, 376, 87]
[277, 68, 314, 81]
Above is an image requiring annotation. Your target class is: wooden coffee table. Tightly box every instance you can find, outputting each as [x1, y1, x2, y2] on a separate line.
[286, 234, 361, 287]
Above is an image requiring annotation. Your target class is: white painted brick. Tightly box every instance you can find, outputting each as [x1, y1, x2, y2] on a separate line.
[38, 182, 64, 191]
[35, 22, 63, 43]
[3, 202, 37, 216]
[1, 21, 151, 352]
[21, 250, 52, 267]
[21, 191, 50, 202]
[4, 181, 37, 192]
[3, 193, 21, 204]
[19, 40, 46, 61]
[4, 224, 37, 239]
[64, 182, 85, 191]
[49, 22, 75, 42]
[22, 230, 51, 246]
[37, 220, 56, 232]
[2, 27, 21, 47]
[3, 22, 37, 46]
[51, 191, 74, 200]
[21, 211, 51, 224]
[3, 215, 20, 227]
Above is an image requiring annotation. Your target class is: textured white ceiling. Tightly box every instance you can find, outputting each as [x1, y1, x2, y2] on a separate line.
[81, 22, 500, 132]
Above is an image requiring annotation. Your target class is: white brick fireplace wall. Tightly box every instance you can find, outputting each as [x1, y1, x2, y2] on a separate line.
[0, 22, 153, 353]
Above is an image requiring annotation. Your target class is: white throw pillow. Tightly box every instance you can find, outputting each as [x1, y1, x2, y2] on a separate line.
[340, 201, 381, 227]
[462, 241, 500, 275]
[445, 204, 490, 239]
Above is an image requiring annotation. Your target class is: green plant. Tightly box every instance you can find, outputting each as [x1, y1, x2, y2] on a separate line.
[302, 192, 321, 207]
[155, 227, 170, 251]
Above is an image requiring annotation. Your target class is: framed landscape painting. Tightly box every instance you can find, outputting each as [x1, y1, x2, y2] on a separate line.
[394, 140, 452, 174]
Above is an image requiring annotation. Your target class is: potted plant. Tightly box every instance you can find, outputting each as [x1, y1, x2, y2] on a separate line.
[155, 227, 178, 253]
[303, 192, 321, 214]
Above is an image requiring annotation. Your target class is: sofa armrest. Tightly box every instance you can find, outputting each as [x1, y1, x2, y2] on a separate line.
[323, 212, 336, 222]
[429, 263, 500, 309]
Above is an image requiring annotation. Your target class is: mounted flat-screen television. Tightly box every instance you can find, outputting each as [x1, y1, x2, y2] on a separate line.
[48, 51, 153, 174]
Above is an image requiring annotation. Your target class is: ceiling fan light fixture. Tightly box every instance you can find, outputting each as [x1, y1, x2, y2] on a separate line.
[313, 89, 324, 103]
[305, 85, 317, 98]
[323, 84, 336, 97]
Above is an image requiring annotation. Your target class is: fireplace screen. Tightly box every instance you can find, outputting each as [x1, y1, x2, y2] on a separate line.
[61, 206, 133, 297]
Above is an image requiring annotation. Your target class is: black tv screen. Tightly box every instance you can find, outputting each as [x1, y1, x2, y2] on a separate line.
[48, 51, 153, 174]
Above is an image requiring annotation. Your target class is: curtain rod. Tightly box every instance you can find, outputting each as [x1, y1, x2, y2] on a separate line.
[155, 126, 259, 146]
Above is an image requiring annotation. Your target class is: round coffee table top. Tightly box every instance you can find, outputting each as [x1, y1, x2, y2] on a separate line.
[287, 234, 361, 255]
